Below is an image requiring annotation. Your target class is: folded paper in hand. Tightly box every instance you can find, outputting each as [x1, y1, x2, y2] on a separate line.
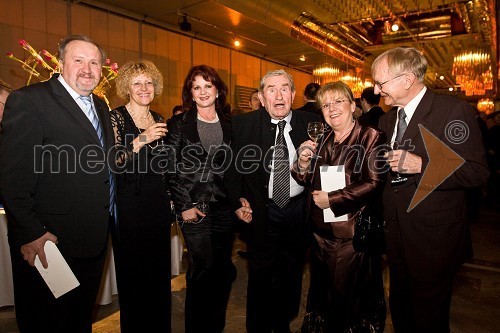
[320, 165, 348, 223]
[34, 241, 80, 298]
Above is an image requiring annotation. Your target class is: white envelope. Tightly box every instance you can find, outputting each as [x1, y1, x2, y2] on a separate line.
[319, 165, 348, 223]
[34, 241, 80, 298]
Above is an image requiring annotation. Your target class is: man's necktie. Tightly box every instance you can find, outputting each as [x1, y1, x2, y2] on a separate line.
[394, 108, 407, 147]
[272, 120, 290, 208]
[80, 96, 104, 146]
[80, 96, 115, 214]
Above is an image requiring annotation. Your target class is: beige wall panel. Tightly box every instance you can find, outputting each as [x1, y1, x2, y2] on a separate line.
[47, 0, 67, 35]
[0, 25, 24, 66]
[167, 32, 180, 61]
[89, 8, 109, 47]
[123, 50, 140, 64]
[107, 15, 125, 49]
[142, 24, 156, 56]
[23, 0, 46, 32]
[155, 28, 169, 56]
[0, 0, 22, 27]
[70, 4, 91, 36]
[107, 47, 125, 70]
[123, 19, 139, 52]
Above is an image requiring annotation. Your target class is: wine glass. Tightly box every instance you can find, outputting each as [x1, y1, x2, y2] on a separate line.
[307, 122, 324, 159]
[388, 140, 408, 186]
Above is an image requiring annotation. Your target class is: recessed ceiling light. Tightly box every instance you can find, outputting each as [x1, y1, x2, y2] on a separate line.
[299, 55, 306, 61]
[233, 39, 241, 47]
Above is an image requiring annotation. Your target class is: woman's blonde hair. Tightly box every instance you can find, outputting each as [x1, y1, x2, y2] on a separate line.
[115, 60, 163, 100]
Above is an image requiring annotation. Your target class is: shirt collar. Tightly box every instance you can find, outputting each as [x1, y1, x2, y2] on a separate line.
[57, 74, 93, 103]
[401, 86, 426, 122]
[270, 111, 293, 125]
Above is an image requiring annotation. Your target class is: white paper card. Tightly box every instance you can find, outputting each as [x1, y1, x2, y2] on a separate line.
[319, 165, 348, 223]
[34, 241, 80, 298]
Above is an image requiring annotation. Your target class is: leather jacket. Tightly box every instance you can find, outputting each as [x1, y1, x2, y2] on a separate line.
[165, 107, 232, 214]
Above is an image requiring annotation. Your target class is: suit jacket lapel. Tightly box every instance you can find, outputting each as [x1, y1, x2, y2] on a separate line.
[259, 109, 276, 184]
[48, 76, 102, 146]
[288, 111, 302, 149]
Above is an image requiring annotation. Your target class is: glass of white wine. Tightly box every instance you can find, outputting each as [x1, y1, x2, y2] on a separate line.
[307, 122, 324, 159]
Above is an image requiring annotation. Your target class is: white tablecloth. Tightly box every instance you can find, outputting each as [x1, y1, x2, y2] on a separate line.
[0, 211, 14, 307]
[0, 210, 117, 307]
[1, 214, 183, 307]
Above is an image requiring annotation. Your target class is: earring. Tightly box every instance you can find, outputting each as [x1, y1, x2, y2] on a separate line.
[192, 97, 195, 101]
[216, 92, 219, 98]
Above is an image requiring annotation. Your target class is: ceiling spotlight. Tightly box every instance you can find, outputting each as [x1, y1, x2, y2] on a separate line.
[179, 15, 191, 32]
[299, 55, 306, 62]
[391, 22, 399, 32]
[233, 39, 241, 47]
[439, 75, 445, 80]
[449, 87, 454, 91]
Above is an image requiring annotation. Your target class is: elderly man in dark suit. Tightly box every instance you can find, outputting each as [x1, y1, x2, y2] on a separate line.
[0, 35, 115, 333]
[225, 69, 320, 333]
[373, 47, 489, 333]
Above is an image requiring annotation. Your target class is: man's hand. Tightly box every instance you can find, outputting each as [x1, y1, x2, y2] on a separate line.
[20, 232, 58, 269]
[235, 197, 253, 223]
[385, 149, 422, 174]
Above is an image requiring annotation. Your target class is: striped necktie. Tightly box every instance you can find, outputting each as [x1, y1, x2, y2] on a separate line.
[80, 96, 115, 214]
[272, 120, 290, 208]
[80, 96, 104, 147]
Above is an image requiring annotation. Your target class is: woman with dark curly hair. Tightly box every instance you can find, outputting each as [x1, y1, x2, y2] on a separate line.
[165, 65, 236, 333]
[110, 60, 171, 333]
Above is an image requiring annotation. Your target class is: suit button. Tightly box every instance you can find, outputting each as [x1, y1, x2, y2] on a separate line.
[394, 189, 399, 193]
[268, 164, 272, 169]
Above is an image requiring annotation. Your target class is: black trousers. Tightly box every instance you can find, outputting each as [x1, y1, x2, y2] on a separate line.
[181, 202, 236, 333]
[10, 238, 108, 333]
[389, 235, 454, 333]
[246, 196, 307, 333]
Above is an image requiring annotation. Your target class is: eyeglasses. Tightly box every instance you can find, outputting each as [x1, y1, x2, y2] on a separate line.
[321, 99, 349, 110]
[374, 73, 407, 90]
[0, 100, 5, 106]
[131, 81, 154, 89]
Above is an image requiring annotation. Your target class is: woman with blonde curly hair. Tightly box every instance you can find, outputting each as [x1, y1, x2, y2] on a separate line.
[110, 60, 171, 332]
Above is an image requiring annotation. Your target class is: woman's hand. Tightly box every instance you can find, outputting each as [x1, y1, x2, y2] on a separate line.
[235, 197, 253, 223]
[181, 207, 206, 223]
[132, 122, 168, 152]
[297, 140, 317, 171]
[311, 190, 330, 209]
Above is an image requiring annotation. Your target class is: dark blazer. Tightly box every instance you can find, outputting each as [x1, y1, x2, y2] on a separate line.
[165, 107, 232, 214]
[0, 75, 114, 258]
[296, 101, 321, 116]
[224, 108, 320, 251]
[378, 89, 489, 281]
[358, 105, 384, 128]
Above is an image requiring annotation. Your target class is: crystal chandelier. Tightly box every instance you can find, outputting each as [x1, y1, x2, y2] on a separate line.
[452, 50, 493, 96]
[313, 64, 372, 98]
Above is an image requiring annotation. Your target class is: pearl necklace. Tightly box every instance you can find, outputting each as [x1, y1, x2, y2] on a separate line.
[197, 112, 219, 123]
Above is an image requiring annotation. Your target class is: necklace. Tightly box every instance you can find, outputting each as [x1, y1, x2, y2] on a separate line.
[197, 112, 219, 123]
[334, 120, 355, 143]
[126, 103, 152, 120]
[125, 106, 163, 150]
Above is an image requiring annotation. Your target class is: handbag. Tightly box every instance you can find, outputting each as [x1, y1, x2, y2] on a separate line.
[352, 208, 386, 254]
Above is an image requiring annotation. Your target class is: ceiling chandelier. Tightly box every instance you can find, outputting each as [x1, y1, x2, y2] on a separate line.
[452, 50, 493, 96]
[313, 64, 372, 98]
